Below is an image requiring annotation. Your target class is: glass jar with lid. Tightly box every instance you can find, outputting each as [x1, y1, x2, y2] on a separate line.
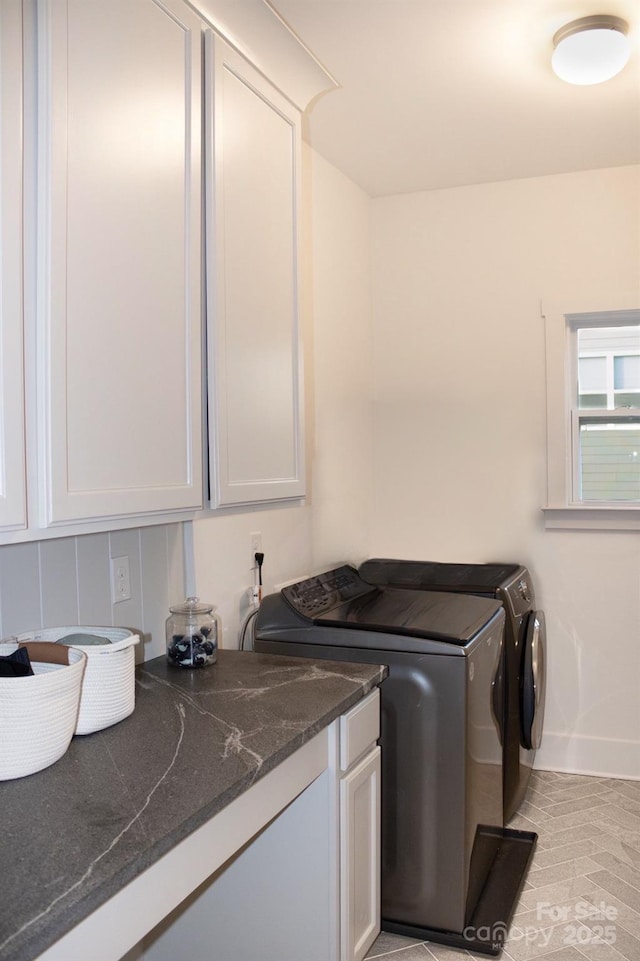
[165, 597, 220, 668]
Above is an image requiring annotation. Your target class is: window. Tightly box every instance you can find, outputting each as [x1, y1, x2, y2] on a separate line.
[572, 319, 640, 503]
[543, 302, 640, 530]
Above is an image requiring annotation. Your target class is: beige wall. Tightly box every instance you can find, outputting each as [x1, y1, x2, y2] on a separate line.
[191, 506, 314, 647]
[306, 148, 373, 570]
[370, 164, 640, 777]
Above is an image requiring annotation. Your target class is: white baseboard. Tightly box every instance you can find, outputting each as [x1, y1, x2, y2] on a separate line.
[534, 731, 640, 781]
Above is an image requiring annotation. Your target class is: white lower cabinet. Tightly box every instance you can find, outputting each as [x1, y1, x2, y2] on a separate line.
[340, 748, 382, 961]
[338, 691, 382, 961]
[123, 769, 337, 961]
[117, 693, 381, 961]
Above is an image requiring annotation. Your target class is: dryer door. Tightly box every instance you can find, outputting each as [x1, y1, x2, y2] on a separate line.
[521, 611, 546, 751]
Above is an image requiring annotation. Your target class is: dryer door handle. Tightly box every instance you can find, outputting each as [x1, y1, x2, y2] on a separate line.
[521, 611, 546, 751]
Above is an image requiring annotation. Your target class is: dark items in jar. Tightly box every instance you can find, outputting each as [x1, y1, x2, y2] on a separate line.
[166, 625, 216, 668]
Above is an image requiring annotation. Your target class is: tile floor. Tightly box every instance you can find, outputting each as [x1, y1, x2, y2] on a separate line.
[365, 770, 640, 961]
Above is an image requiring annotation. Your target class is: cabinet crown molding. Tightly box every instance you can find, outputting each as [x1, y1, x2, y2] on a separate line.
[189, 0, 338, 110]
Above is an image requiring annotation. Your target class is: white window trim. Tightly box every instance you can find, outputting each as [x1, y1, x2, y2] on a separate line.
[541, 296, 640, 531]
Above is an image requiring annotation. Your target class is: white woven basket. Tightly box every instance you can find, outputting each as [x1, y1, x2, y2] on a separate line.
[15, 627, 140, 735]
[0, 644, 86, 780]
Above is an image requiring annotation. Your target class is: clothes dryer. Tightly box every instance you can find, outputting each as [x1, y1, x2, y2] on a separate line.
[358, 559, 546, 824]
[255, 565, 536, 955]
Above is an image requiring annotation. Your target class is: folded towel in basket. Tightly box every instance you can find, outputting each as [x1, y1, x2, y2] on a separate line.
[0, 647, 34, 677]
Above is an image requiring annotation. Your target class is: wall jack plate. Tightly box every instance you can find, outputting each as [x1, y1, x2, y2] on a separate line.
[110, 555, 132, 604]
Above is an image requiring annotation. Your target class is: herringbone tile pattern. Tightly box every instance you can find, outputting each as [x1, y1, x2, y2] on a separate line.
[366, 771, 640, 961]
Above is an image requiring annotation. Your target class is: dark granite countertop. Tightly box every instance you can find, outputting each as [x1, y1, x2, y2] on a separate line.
[0, 650, 386, 961]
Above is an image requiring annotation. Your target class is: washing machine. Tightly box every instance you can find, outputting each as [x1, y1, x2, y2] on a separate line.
[358, 559, 547, 824]
[255, 565, 536, 955]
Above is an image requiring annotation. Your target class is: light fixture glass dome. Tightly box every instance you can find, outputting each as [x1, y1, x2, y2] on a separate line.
[552, 15, 630, 85]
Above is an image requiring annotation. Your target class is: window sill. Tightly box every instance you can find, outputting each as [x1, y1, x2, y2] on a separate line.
[542, 506, 640, 531]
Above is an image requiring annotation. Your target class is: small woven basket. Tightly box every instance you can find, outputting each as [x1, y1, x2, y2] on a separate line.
[0, 643, 86, 780]
[15, 627, 140, 735]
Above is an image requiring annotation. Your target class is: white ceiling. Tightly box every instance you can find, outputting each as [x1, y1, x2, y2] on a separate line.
[270, 0, 640, 197]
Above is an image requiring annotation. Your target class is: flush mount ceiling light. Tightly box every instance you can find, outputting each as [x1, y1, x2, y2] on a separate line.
[552, 15, 631, 85]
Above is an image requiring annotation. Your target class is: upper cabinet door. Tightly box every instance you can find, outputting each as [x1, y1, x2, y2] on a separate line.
[205, 33, 305, 507]
[0, 0, 27, 532]
[37, 0, 203, 526]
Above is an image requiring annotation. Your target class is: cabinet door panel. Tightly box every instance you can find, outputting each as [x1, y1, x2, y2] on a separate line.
[38, 0, 202, 524]
[206, 33, 305, 507]
[0, 0, 27, 532]
[340, 747, 381, 961]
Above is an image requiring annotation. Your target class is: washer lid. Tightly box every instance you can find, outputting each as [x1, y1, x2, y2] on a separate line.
[283, 566, 503, 644]
[359, 558, 521, 594]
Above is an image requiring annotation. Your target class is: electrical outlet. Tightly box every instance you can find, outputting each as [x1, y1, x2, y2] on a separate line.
[250, 531, 262, 564]
[110, 555, 131, 604]
[250, 532, 264, 601]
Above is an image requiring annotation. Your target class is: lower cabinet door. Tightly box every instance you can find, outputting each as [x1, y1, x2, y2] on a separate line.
[340, 746, 381, 961]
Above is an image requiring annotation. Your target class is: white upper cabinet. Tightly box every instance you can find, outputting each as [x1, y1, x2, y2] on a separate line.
[0, 0, 27, 533]
[36, 0, 203, 526]
[205, 33, 305, 507]
[0, 0, 332, 543]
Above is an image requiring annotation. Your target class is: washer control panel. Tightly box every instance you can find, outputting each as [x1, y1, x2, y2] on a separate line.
[282, 566, 371, 619]
[503, 568, 535, 616]
[517, 578, 532, 604]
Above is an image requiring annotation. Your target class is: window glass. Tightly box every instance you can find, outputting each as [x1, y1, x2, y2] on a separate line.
[579, 393, 607, 409]
[578, 356, 606, 392]
[615, 392, 640, 409]
[578, 325, 640, 353]
[579, 420, 640, 501]
[575, 321, 640, 503]
[614, 355, 640, 394]
[577, 324, 640, 410]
